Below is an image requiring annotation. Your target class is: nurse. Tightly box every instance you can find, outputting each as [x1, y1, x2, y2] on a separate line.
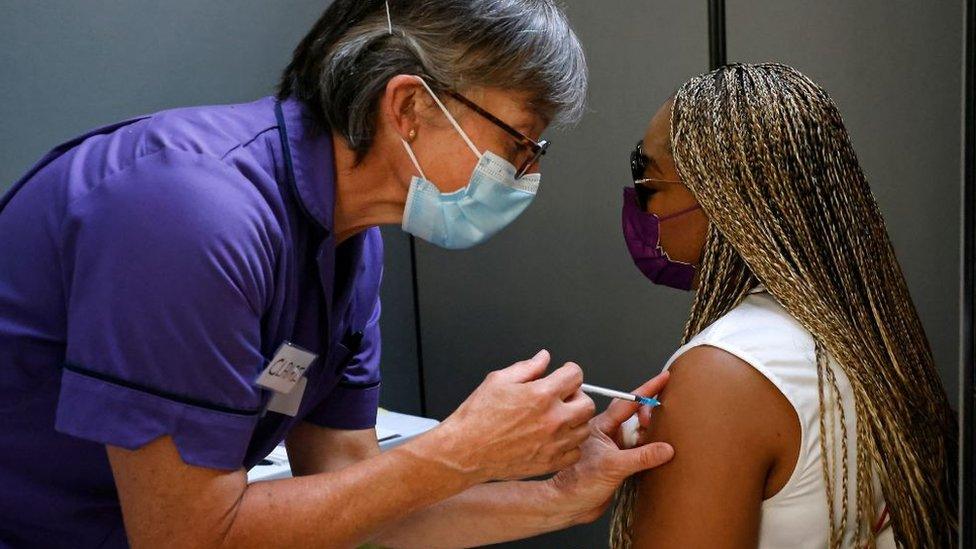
[0, 0, 673, 547]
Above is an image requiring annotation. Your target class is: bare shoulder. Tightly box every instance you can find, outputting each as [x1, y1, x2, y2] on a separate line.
[651, 344, 799, 462]
[664, 345, 792, 422]
[628, 344, 801, 548]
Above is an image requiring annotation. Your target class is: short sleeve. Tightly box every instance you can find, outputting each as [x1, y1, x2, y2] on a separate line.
[55, 149, 280, 470]
[305, 293, 382, 430]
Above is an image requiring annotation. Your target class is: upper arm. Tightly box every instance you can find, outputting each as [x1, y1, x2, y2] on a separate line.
[107, 436, 248, 548]
[286, 421, 381, 476]
[630, 345, 799, 549]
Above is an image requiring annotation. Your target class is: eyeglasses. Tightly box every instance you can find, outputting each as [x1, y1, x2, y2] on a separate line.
[630, 139, 682, 210]
[446, 90, 549, 179]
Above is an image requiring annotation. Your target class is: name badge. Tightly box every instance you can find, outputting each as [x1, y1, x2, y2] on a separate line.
[256, 342, 318, 394]
[267, 376, 307, 417]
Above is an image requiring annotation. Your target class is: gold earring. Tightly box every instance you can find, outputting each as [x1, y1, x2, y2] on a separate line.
[408, 129, 417, 141]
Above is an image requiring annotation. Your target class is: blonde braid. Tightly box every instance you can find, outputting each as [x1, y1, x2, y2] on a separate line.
[817, 345, 839, 548]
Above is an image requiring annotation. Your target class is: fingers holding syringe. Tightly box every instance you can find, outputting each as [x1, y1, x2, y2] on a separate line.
[635, 371, 669, 429]
[593, 371, 670, 434]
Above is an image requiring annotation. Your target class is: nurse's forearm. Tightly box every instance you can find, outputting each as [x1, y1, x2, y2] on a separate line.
[372, 479, 576, 548]
[227, 427, 478, 547]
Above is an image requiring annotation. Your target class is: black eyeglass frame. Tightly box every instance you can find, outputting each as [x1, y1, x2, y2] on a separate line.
[445, 90, 549, 179]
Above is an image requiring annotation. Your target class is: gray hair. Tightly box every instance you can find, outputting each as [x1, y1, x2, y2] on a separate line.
[278, 0, 588, 158]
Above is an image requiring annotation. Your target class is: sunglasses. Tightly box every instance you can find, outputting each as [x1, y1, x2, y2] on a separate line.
[446, 90, 549, 179]
[630, 139, 682, 210]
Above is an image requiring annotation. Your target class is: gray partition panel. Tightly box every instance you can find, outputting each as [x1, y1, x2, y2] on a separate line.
[413, 1, 708, 546]
[377, 228, 422, 415]
[0, 1, 421, 412]
[726, 0, 964, 404]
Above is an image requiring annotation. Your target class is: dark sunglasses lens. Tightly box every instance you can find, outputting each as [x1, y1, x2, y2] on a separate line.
[631, 142, 647, 181]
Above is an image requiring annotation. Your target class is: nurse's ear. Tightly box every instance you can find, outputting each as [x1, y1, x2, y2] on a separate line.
[380, 75, 434, 143]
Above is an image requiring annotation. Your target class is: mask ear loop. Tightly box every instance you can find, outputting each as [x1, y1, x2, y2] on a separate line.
[401, 139, 428, 180]
[385, 1, 393, 34]
[412, 76, 483, 161]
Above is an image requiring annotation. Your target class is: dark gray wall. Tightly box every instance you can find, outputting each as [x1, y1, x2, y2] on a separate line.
[0, 1, 422, 413]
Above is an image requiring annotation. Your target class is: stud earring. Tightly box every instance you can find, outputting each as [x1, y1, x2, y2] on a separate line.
[407, 129, 417, 141]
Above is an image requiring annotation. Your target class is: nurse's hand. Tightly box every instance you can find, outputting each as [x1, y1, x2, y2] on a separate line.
[437, 350, 596, 483]
[545, 372, 674, 525]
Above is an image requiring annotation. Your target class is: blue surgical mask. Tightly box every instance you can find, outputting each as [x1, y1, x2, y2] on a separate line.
[400, 78, 541, 250]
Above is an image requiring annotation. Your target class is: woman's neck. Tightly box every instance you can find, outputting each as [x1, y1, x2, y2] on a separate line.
[331, 131, 408, 244]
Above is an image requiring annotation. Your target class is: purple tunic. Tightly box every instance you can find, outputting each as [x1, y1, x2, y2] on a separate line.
[0, 97, 383, 547]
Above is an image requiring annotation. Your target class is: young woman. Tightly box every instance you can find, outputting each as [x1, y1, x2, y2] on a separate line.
[610, 63, 956, 548]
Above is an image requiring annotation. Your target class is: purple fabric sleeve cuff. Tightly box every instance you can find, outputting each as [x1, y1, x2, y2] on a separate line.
[304, 383, 381, 430]
[55, 368, 259, 470]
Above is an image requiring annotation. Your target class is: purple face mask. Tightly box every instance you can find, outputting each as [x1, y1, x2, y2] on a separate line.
[621, 186, 701, 291]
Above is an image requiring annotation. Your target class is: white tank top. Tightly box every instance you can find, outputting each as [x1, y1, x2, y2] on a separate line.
[662, 287, 894, 548]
